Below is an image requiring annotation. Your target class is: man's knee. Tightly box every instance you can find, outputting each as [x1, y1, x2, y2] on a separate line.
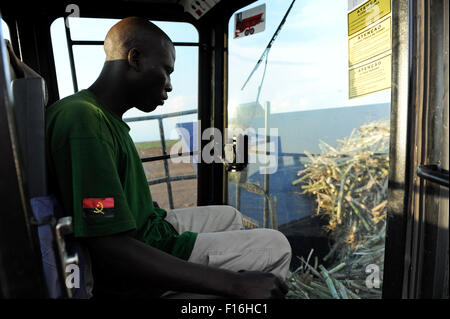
[269, 229, 292, 261]
[223, 205, 242, 217]
[220, 205, 244, 228]
[254, 229, 291, 279]
[250, 229, 291, 257]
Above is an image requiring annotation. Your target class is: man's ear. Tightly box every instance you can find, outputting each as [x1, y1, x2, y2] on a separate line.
[128, 48, 140, 71]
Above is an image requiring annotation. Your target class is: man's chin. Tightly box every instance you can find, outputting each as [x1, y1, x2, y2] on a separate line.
[137, 104, 159, 113]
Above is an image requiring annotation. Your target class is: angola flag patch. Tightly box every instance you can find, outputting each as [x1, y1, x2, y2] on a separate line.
[82, 198, 115, 218]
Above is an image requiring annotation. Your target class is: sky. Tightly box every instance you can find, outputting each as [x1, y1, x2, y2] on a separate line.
[227, 0, 390, 117]
[2, 0, 391, 142]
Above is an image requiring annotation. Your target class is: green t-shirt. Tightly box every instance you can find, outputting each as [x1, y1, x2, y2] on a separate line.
[46, 89, 197, 260]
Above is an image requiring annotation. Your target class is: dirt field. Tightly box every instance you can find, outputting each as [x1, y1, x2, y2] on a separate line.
[138, 146, 197, 210]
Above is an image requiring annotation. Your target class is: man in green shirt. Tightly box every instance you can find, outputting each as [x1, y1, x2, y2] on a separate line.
[47, 88, 196, 261]
[46, 17, 290, 298]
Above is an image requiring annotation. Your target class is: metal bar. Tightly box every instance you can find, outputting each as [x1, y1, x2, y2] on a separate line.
[197, 24, 212, 207]
[271, 196, 278, 230]
[124, 109, 197, 122]
[54, 217, 78, 298]
[64, 21, 79, 93]
[158, 118, 174, 209]
[263, 101, 270, 228]
[141, 152, 197, 163]
[382, 0, 413, 299]
[148, 174, 197, 186]
[142, 151, 389, 164]
[71, 40, 199, 47]
[72, 40, 104, 45]
[417, 165, 449, 188]
[410, 0, 431, 298]
[235, 184, 241, 211]
[172, 42, 200, 47]
[255, 52, 269, 104]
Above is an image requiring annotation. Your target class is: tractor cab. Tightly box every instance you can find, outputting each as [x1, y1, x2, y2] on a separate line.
[0, 0, 448, 299]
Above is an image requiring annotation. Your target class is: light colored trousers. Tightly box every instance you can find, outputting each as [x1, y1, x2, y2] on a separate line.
[165, 205, 292, 281]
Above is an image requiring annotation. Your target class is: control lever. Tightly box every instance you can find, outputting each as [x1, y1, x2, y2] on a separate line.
[55, 216, 79, 298]
[223, 134, 248, 172]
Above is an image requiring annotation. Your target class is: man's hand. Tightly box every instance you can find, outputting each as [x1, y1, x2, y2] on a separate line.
[231, 271, 289, 299]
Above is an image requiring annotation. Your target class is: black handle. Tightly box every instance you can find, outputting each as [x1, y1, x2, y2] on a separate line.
[417, 164, 449, 188]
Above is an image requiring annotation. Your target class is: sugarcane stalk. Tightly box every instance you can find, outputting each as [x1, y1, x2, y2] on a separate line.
[335, 164, 353, 224]
[328, 262, 346, 274]
[323, 237, 346, 262]
[289, 281, 310, 299]
[344, 286, 362, 299]
[299, 257, 322, 278]
[309, 282, 333, 298]
[305, 249, 314, 267]
[297, 281, 315, 293]
[319, 265, 339, 299]
[289, 120, 390, 299]
[346, 197, 371, 232]
[311, 289, 333, 299]
[347, 280, 382, 294]
[333, 278, 349, 299]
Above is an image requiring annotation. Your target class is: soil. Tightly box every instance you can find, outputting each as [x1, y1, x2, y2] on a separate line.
[138, 147, 197, 210]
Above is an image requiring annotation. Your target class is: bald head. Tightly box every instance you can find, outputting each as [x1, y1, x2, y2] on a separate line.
[104, 17, 172, 61]
[90, 17, 175, 115]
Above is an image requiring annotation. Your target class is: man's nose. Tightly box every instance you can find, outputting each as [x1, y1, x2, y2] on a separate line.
[165, 81, 172, 93]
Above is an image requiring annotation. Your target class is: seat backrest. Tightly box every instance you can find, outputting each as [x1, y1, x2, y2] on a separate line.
[6, 38, 48, 196]
[11, 77, 48, 197]
[5, 39, 92, 299]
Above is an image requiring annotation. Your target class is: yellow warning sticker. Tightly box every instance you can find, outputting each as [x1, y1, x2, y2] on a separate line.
[349, 16, 392, 67]
[348, 0, 391, 36]
[349, 54, 392, 99]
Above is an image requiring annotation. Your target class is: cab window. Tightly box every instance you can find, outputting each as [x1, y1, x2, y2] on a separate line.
[228, 0, 391, 299]
[1, 19, 10, 41]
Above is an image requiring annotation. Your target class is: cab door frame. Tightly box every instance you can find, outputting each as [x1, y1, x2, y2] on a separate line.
[383, 0, 449, 299]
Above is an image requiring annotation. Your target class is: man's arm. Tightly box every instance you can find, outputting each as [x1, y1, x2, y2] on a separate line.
[83, 233, 289, 299]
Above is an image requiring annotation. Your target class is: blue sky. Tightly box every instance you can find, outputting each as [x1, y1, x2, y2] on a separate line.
[227, 0, 390, 117]
[2, 0, 391, 143]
